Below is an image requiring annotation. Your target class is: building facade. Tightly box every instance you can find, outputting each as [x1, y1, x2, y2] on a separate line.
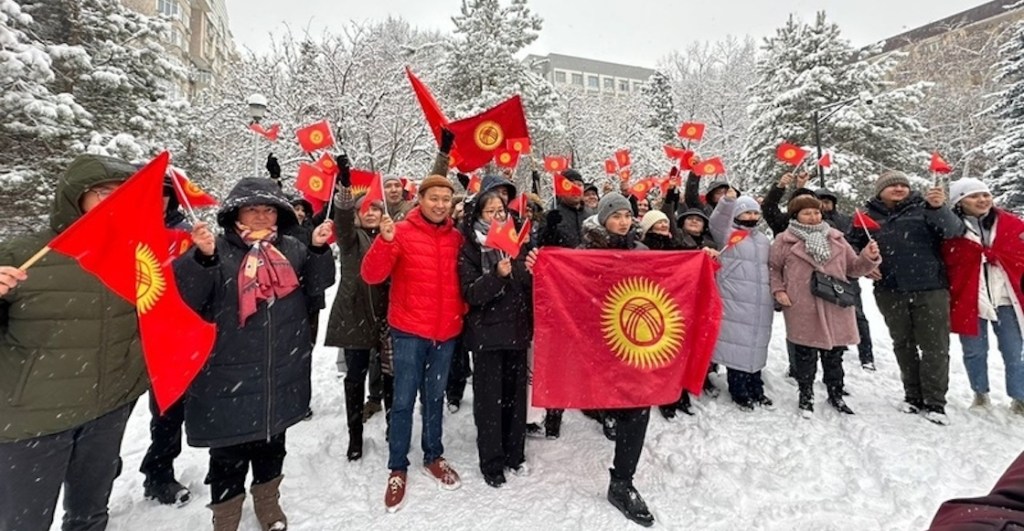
[524, 53, 656, 96]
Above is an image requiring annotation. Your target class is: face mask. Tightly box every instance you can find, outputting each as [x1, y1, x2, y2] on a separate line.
[735, 218, 759, 228]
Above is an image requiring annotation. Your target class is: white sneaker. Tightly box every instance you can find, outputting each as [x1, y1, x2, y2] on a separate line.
[971, 393, 991, 409]
[508, 463, 532, 477]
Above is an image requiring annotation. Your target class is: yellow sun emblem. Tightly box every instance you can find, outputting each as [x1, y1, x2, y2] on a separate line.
[474, 120, 504, 150]
[351, 185, 369, 196]
[309, 176, 323, 192]
[601, 277, 684, 369]
[135, 243, 166, 314]
[185, 182, 204, 197]
[310, 130, 324, 145]
[686, 126, 697, 136]
[784, 149, 796, 159]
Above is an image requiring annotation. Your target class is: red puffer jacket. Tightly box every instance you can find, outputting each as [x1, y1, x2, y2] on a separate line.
[361, 207, 466, 341]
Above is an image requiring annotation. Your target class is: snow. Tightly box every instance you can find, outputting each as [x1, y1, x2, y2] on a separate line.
[53, 279, 1023, 530]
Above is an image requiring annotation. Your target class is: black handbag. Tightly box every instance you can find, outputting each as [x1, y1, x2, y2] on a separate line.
[810, 270, 857, 308]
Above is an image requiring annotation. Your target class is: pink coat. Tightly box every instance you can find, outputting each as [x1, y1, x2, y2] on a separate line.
[769, 228, 880, 350]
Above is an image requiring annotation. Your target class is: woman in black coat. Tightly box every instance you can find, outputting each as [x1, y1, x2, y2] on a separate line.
[176, 178, 335, 531]
[458, 188, 535, 488]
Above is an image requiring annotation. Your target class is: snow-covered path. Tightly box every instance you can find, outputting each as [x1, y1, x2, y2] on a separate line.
[58, 280, 1024, 530]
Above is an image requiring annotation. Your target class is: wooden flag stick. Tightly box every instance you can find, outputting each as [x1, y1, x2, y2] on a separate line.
[18, 246, 51, 271]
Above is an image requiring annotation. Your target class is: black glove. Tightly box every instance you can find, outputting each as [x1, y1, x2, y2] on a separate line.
[545, 209, 563, 227]
[531, 170, 541, 195]
[457, 172, 470, 191]
[439, 128, 456, 154]
[669, 166, 679, 178]
[266, 154, 281, 179]
[335, 153, 351, 188]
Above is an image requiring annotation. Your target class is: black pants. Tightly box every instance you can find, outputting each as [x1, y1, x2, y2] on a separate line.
[726, 369, 764, 404]
[344, 349, 394, 433]
[854, 291, 874, 365]
[608, 407, 650, 482]
[139, 393, 184, 484]
[0, 401, 135, 531]
[472, 349, 528, 475]
[206, 433, 287, 504]
[367, 350, 384, 404]
[447, 340, 472, 405]
[792, 344, 845, 396]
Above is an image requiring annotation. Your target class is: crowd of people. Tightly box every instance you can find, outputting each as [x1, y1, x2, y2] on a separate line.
[1, 132, 1024, 529]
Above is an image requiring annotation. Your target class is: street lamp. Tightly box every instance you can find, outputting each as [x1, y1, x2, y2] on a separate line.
[812, 91, 873, 187]
[247, 93, 268, 124]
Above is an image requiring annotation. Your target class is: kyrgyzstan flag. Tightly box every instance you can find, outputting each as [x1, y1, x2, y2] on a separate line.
[776, 142, 808, 166]
[166, 229, 193, 259]
[604, 159, 618, 175]
[544, 156, 568, 174]
[295, 120, 336, 153]
[930, 151, 952, 174]
[554, 172, 582, 198]
[493, 147, 520, 168]
[447, 95, 530, 173]
[48, 152, 216, 413]
[484, 217, 523, 257]
[360, 171, 386, 215]
[678, 122, 706, 142]
[295, 162, 335, 202]
[532, 248, 723, 408]
[170, 168, 218, 208]
[615, 149, 631, 168]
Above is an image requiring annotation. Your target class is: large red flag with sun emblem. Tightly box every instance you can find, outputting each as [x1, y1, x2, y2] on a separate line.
[47, 152, 216, 414]
[532, 249, 722, 408]
[447, 95, 530, 173]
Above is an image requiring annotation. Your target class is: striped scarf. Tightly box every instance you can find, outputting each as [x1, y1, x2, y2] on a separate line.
[236, 223, 299, 325]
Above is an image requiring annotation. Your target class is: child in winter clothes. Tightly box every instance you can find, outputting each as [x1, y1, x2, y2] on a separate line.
[942, 178, 1024, 415]
[769, 195, 880, 417]
[709, 192, 775, 410]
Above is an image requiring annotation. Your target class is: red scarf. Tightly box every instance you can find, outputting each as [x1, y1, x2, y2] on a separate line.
[236, 224, 299, 325]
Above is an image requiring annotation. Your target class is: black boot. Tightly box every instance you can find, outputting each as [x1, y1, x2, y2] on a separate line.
[827, 387, 854, 415]
[544, 409, 562, 439]
[347, 425, 363, 461]
[344, 379, 365, 460]
[798, 384, 814, 416]
[144, 478, 191, 506]
[658, 405, 676, 420]
[607, 475, 654, 527]
[676, 393, 694, 416]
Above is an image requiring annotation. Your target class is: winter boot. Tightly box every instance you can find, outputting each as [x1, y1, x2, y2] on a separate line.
[208, 493, 244, 531]
[525, 423, 544, 438]
[677, 393, 694, 416]
[544, 410, 562, 439]
[1012, 399, 1024, 415]
[362, 400, 383, 423]
[798, 384, 814, 417]
[607, 474, 654, 527]
[251, 475, 287, 531]
[971, 392, 991, 409]
[827, 387, 854, 415]
[923, 405, 949, 426]
[900, 397, 924, 414]
[344, 380, 365, 461]
[347, 426, 363, 461]
[658, 405, 676, 420]
[755, 395, 775, 410]
[144, 478, 191, 506]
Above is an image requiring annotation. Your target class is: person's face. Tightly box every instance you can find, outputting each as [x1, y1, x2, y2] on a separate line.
[796, 208, 822, 225]
[709, 188, 727, 204]
[359, 205, 382, 228]
[755, 196, 764, 205]
[479, 197, 507, 224]
[637, 200, 650, 216]
[496, 187, 509, 203]
[959, 192, 993, 217]
[605, 209, 632, 236]
[419, 187, 453, 223]
[651, 219, 671, 236]
[79, 181, 123, 212]
[238, 204, 278, 231]
[384, 180, 404, 203]
[453, 201, 465, 221]
[879, 183, 910, 204]
[683, 216, 705, 236]
[583, 190, 599, 208]
[819, 198, 835, 212]
[292, 205, 306, 223]
[737, 211, 761, 222]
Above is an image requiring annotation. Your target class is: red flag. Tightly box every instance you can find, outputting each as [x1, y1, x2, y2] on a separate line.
[507, 137, 532, 154]
[680, 151, 698, 171]
[467, 173, 482, 194]
[295, 162, 335, 201]
[516, 217, 532, 247]
[629, 179, 653, 201]
[544, 156, 568, 174]
[692, 157, 725, 177]
[166, 229, 193, 259]
[724, 230, 749, 249]
[447, 95, 530, 172]
[615, 149, 632, 168]
[678, 122, 706, 141]
[533, 249, 722, 408]
[347, 169, 376, 196]
[554, 173, 583, 197]
[818, 153, 832, 168]
[48, 153, 215, 413]
[619, 168, 633, 182]
[853, 209, 881, 231]
[314, 153, 339, 177]
[295, 120, 335, 153]
[485, 218, 522, 257]
[664, 145, 688, 160]
[508, 194, 529, 215]
[170, 168, 218, 208]
[604, 159, 618, 175]
[776, 143, 809, 166]
[248, 122, 280, 142]
[404, 178, 418, 198]
[930, 151, 952, 174]
[494, 147, 520, 168]
[360, 171, 386, 215]
[407, 66, 450, 140]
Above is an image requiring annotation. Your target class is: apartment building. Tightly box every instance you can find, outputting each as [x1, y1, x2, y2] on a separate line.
[524, 53, 656, 96]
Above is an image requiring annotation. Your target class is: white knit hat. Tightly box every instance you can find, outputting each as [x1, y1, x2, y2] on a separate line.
[949, 178, 990, 206]
[639, 210, 668, 239]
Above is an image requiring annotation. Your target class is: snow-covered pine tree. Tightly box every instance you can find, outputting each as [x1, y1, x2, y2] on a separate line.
[640, 70, 677, 143]
[982, 20, 1024, 211]
[739, 12, 927, 205]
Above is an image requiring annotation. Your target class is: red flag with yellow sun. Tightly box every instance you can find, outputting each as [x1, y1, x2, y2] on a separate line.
[47, 152, 216, 414]
[532, 249, 722, 408]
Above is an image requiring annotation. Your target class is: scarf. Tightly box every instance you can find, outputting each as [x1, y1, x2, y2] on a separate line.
[236, 223, 300, 326]
[787, 220, 832, 264]
[473, 219, 503, 274]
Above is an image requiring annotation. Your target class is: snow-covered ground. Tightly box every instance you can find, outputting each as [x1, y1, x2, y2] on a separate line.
[56, 280, 1024, 530]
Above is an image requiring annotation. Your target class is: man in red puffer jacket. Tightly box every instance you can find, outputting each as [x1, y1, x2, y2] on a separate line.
[361, 173, 466, 513]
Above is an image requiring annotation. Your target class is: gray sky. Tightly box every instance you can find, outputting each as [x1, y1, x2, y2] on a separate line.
[226, 0, 986, 67]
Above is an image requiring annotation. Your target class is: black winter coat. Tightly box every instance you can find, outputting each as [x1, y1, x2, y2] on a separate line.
[457, 233, 533, 352]
[539, 201, 586, 249]
[847, 192, 965, 293]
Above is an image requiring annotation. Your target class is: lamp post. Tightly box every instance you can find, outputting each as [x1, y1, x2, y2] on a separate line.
[247, 94, 268, 174]
[812, 91, 873, 187]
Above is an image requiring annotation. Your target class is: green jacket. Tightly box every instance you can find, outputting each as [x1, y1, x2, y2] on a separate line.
[0, 154, 148, 442]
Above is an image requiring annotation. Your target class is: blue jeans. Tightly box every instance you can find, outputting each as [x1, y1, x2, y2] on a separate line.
[959, 306, 1024, 400]
[387, 329, 455, 471]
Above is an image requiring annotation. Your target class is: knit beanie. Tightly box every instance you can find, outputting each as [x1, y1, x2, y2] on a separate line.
[418, 174, 454, 196]
[639, 210, 669, 239]
[733, 196, 761, 218]
[597, 192, 632, 226]
[787, 195, 822, 219]
[949, 177, 990, 206]
[873, 170, 911, 197]
[382, 174, 402, 186]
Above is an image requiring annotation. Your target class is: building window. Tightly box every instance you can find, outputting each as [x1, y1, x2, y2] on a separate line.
[571, 73, 583, 86]
[587, 75, 599, 89]
[554, 71, 566, 83]
[633, 81, 643, 91]
[156, 0, 179, 18]
[618, 79, 629, 92]
[603, 77, 615, 91]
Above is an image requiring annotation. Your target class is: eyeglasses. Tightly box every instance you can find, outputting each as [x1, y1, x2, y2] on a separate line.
[86, 185, 119, 199]
[482, 208, 507, 218]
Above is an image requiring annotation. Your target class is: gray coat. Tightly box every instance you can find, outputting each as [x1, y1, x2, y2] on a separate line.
[709, 197, 774, 372]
